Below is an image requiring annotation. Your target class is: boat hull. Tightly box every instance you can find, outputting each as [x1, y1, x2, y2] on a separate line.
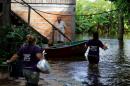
[44, 40, 87, 60]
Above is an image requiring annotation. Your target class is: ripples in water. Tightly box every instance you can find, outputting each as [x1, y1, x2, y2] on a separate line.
[43, 39, 130, 86]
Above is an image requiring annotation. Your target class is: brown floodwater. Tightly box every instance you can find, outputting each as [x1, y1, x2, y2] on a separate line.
[1, 39, 130, 86]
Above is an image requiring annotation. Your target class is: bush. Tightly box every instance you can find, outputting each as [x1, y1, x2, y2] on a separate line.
[0, 25, 48, 60]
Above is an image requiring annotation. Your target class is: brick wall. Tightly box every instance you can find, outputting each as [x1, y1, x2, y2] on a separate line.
[11, 2, 75, 42]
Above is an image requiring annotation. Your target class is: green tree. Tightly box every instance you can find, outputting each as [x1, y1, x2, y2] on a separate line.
[76, 0, 116, 34]
[107, 0, 130, 40]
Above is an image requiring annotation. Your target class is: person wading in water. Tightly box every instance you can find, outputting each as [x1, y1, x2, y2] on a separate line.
[85, 31, 108, 67]
[7, 34, 44, 86]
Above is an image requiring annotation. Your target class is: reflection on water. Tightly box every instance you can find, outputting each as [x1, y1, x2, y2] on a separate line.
[42, 39, 130, 86]
[1, 39, 130, 86]
[86, 65, 101, 86]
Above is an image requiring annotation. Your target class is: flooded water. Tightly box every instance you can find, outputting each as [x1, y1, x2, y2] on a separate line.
[40, 39, 130, 86]
[1, 39, 130, 86]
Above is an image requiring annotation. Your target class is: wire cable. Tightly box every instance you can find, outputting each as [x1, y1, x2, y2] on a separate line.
[11, 0, 118, 16]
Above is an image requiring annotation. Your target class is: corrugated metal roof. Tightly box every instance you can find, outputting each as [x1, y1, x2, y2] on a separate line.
[11, 0, 76, 4]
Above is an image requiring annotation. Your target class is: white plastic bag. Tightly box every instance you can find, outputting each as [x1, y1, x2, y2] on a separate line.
[37, 59, 51, 74]
[84, 47, 90, 60]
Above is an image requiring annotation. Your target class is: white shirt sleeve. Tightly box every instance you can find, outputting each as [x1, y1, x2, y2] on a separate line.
[62, 21, 67, 29]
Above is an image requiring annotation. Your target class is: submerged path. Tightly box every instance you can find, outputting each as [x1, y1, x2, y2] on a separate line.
[1, 39, 130, 86]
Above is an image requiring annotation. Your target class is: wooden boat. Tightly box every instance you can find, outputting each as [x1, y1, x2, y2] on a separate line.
[44, 40, 87, 60]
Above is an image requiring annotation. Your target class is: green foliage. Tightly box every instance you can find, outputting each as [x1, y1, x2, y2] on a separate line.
[76, 0, 114, 14]
[107, 0, 130, 36]
[107, 0, 130, 21]
[76, 0, 116, 34]
[0, 25, 28, 59]
[108, 0, 129, 12]
[0, 25, 48, 60]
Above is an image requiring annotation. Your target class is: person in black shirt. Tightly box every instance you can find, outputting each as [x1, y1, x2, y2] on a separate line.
[85, 31, 108, 67]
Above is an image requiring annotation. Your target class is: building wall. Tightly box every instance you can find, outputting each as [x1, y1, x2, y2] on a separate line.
[11, 0, 76, 42]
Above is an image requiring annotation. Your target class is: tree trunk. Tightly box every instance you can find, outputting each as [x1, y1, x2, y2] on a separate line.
[118, 9, 124, 41]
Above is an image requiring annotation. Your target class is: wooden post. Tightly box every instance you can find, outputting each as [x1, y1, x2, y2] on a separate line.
[27, 6, 31, 33]
[0, 2, 3, 27]
[3, 0, 11, 26]
[52, 27, 55, 45]
[0, 0, 10, 36]
[72, 4, 76, 40]
[28, 6, 31, 25]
